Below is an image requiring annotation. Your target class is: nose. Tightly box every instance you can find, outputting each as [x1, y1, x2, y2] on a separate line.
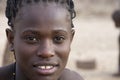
[37, 40, 55, 58]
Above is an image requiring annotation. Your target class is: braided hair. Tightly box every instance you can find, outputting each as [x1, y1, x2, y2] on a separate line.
[5, 0, 76, 28]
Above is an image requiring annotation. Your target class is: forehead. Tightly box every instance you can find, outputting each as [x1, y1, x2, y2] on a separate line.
[14, 2, 70, 24]
[14, 2, 71, 31]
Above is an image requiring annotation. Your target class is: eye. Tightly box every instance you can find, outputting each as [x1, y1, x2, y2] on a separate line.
[24, 35, 39, 44]
[54, 36, 65, 44]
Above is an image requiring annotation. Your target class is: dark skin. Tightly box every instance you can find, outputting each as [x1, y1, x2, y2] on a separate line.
[5, 2, 75, 80]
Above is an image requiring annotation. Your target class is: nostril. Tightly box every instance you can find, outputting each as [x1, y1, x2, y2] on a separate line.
[37, 49, 55, 58]
[38, 52, 54, 58]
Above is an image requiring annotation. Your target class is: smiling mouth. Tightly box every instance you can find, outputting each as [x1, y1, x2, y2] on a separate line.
[33, 63, 59, 75]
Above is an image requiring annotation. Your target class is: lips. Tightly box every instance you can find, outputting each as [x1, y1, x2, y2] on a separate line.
[33, 62, 59, 75]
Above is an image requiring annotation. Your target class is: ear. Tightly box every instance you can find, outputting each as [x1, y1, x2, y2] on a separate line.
[71, 28, 75, 42]
[6, 28, 14, 45]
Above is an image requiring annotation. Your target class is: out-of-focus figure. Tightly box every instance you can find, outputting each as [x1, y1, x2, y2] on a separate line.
[112, 10, 120, 76]
[112, 0, 120, 76]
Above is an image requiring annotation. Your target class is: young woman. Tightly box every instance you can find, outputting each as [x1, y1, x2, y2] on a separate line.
[0, 0, 84, 80]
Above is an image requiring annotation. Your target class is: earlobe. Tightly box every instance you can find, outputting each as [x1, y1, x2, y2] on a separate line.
[6, 28, 14, 44]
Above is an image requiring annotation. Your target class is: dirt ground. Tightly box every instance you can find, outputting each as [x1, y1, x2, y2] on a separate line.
[68, 17, 120, 80]
[0, 11, 120, 80]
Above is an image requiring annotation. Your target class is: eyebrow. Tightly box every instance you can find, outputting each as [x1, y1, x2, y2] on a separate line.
[21, 29, 68, 35]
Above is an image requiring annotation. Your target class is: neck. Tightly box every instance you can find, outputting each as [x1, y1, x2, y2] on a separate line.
[16, 63, 28, 80]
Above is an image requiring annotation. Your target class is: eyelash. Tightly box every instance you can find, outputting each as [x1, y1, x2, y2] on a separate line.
[23, 35, 66, 44]
[24, 35, 39, 44]
[53, 36, 65, 44]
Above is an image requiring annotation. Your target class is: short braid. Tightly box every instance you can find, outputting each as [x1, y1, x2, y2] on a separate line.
[6, 0, 76, 28]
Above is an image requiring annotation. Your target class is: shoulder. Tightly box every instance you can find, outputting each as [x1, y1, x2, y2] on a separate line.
[59, 68, 84, 80]
[0, 63, 15, 80]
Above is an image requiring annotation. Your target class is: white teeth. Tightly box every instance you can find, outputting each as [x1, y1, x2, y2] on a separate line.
[38, 65, 54, 70]
[46, 66, 53, 69]
[40, 66, 46, 69]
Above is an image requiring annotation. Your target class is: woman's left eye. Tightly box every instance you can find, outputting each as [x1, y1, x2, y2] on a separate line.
[53, 36, 65, 44]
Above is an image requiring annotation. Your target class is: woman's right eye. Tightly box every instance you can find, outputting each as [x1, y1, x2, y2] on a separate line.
[24, 35, 39, 43]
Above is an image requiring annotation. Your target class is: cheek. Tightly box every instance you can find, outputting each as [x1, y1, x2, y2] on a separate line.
[56, 42, 71, 62]
[14, 40, 37, 63]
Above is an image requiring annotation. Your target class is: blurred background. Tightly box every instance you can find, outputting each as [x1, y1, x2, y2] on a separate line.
[0, 0, 120, 80]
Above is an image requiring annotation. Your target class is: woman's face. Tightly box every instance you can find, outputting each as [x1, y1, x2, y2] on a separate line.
[7, 2, 74, 80]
